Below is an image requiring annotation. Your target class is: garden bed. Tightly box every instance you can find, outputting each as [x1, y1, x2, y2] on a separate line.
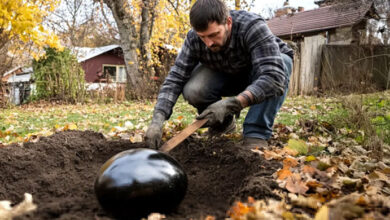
[0, 130, 280, 219]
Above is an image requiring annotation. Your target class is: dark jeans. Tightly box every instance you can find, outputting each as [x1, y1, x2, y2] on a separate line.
[182, 54, 293, 140]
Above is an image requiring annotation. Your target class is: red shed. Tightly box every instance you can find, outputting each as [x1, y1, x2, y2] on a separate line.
[76, 45, 126, 83]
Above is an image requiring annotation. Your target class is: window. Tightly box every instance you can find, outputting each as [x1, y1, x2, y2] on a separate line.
[102, 65, 126, 83]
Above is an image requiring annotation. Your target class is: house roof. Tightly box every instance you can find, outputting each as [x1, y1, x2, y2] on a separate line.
[2, 66, 33, 83]
[7, 73, 31, 83]
[75, 44, 121, 62]
[3, 66, 22, 77]
[267, 1, 373, 37]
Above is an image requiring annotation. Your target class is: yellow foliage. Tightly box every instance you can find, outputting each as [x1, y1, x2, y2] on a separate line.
[150, 0, 191, 48]
[0, 0, 62, 53]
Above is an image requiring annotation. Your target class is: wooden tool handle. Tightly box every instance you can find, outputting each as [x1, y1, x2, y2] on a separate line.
[159, 119, 208, 153]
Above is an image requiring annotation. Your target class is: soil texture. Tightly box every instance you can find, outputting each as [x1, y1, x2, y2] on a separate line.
[0, 131, 281, 220]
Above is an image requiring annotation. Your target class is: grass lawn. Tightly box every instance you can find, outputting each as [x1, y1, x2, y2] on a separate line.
[0, 91, 389, 145]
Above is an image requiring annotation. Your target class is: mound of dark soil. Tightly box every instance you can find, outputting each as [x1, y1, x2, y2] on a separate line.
[0, 131, 281, 220]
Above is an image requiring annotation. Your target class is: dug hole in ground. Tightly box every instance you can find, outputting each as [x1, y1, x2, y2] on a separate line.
[0, 130, 281, 219]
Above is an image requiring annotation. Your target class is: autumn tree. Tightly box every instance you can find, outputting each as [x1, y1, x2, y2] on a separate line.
[97, 0, 190, 98]
[229, 0, 256, 11]
[0, 0, 61, 105]
[99, 0, 145, 98]
[48, 0, 118, 48]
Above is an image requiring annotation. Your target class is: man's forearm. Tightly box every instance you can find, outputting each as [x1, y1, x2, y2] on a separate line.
[236, 90, 255, 108]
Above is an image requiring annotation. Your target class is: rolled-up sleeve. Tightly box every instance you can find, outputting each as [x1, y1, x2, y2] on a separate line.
[154, 32, 200, 119]
[244, 21, 287, 103]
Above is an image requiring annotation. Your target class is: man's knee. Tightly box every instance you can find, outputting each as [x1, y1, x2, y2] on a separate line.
[183, 81, 207, 107]
[281, 54, 293, 77]
[183, 64, 220, 107]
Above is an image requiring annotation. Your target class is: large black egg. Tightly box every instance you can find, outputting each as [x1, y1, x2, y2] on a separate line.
[94, 148, 187, 219]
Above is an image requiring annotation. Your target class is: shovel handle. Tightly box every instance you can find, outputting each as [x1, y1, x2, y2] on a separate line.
[159, 119, 208, 153]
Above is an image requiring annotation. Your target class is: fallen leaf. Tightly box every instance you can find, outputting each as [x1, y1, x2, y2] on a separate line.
[306, 155, 317, 162]
[130, 133, 143, 143]
[65, 123, 77, 131]
[124, 121, 134, 129]
[247, 196, 255, 204]
[289, 193, 322, 209]
[368, 171, 390, 184]
[227, 201, 254, 219]
[286, 139, 308, 155]
[282, 211, 294, 220]
[277, 167, 293, 180]
[0, 193, 37, 220]
[285, 173, 309, 194]
[204, 216, 215, 220]
[314, 205, 329, 220]
[302, 165, 317, 176]
[146, 213, 166, 220]
[283, 158, 299, 168]
[177, 115, 184, 120]
[306, 180, 322, 190]
[282, 147, 299, 156]
[355, 195, 367, 206]
[263, 150, 283, 160]
[317, 161, 331, 171]
[382, 168, 390, 174]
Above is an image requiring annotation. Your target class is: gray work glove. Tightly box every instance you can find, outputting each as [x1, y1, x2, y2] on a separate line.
[196, 97, 243, 127]
[145, 111, 165, 149]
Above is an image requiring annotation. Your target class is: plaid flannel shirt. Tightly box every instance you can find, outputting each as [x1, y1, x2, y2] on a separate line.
[155, 10, 294, 119]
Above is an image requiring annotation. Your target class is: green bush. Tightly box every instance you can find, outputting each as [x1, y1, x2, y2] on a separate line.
[32, 47, 85, 103]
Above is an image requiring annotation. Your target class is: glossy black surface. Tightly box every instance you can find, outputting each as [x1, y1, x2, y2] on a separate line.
[94, 148, 187, 219]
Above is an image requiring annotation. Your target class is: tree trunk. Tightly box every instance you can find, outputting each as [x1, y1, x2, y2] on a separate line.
[140, 0, 151, 61]
[140, 0, 158, 76]
[102, 0, 145, 98]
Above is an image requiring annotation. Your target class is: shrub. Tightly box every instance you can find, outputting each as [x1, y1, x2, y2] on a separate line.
[32, 47, 85, 103]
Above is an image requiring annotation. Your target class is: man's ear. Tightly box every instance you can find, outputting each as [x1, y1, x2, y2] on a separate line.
[226, 16, 232, 28]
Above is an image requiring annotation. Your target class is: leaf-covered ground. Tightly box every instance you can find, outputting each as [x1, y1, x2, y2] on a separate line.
[1, 91, 390, 219]
[1, 92, 389, 146]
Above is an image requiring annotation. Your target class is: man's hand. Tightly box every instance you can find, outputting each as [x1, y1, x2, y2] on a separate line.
[145, 111, 165, 149]
[196, 97, 243, 127]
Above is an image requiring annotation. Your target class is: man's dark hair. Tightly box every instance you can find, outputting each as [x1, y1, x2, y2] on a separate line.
[190, 0, 229, 32]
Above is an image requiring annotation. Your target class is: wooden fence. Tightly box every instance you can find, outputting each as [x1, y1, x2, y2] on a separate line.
[288, 35, 326, 96]
[320, 45, 390, 93]
[288, 41, 390, 95]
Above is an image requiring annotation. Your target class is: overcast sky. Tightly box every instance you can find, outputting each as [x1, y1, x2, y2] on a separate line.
[250, 0, 318, 17]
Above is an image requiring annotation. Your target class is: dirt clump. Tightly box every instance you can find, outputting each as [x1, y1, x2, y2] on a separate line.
[0, 131, 280, 219]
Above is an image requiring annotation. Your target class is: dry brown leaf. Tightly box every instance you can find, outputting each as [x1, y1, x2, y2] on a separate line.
[289, 194, 322, 209]
[285, 173, 309, 194]
[306, 180, 322, 190]
[263, 150, 282, 160]
[204, 216, 215, 220]
[247, 196, 255, 204]
[382, 168, 390, 174]
[326, 166, 338, 176]
[283, 147, 299, 156]
[355, 195, 367, 206]
[283, 157, 299, 168]
[0, 193, 37, 220]
[146, 213, 166, 220]
[227, 201, 255, 219]
[314, 205, 329, 220]
[277, 167, 293, 180]
[368, 171, 390, 184]
[302, 165, 317, 176]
